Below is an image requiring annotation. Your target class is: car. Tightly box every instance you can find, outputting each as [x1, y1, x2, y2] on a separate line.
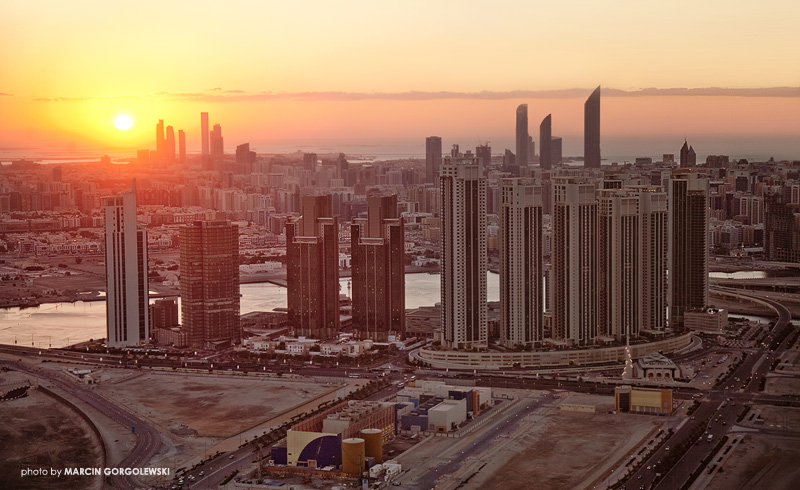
[666, 446, 670, 451]
[647, 466, 651, 470]
[199, 471, 204, 476]
[229, 455, 235, 459]
[391, 482, 401, 486]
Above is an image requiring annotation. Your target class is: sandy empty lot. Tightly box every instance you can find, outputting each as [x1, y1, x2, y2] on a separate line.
[462, 394, 654, 490]
[706, 434, 800, 490]
[94, 370, 337, 438]
[0, 387, 104, 490]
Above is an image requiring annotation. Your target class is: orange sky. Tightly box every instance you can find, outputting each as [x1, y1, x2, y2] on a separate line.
[1, 1, 798, 157]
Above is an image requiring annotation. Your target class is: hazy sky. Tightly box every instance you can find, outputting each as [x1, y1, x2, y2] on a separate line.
[2, 1, 799, 157]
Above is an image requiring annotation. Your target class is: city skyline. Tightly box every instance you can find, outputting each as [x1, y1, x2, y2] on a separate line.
[1, 2, 799, 159]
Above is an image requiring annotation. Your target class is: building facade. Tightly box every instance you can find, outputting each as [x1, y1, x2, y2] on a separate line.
[499, 178, 543, 348]
[426, 136, 442, 184]
[180, 220, 241, 348]
[351, 194, 405, 341]
[598, 186, 667, 341]
[551, 177, 597, 345]
[104, 181, 149, 347]
[515, 104, 528, 169]
[287, 194, 340, 338]
[668, 169, 709, 330]
[440, 152, 487, 349]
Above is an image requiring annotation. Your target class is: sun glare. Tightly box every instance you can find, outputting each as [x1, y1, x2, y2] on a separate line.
[114, 114, 133, 131]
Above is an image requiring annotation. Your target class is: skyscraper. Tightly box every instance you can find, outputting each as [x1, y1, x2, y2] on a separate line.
[476, 143, 491, 170]
[551, 177, 597, 346]
[598, 186, 667, 341]
[351, 194, 405, 341]
[668, 169, 709, 330]
[165, 125, 176, 162]
[550, 136, 562, 165]
[584, 86, 601, 168]
[286, 195, 340, 338]
[180, 220, 241, 348]
[540, 114, 552, 169]
[426, 136, 442, 183]
[440, 151, 487, 349]
[499, 178, 543, 348]
[515, 104, 529, 168]
[178, 129, 186, 162]
[156, 119, 165, 161]
[104, 181, 149, 347]
[210, 124, 224, 158]
[679, 140, 697, 168]
[201, 112, 210, 156]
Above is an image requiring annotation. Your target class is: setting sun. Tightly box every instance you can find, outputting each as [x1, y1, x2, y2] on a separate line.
[114, 114, 133, 131]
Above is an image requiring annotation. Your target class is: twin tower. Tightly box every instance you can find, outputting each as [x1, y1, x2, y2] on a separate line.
[286, 194, 404, 341]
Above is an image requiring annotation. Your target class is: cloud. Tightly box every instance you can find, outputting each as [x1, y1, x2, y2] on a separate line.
[32, 95, 142, 102]
[27, 87, 800, 103]
[154, 87, 800, 102]
[0, 92, 13, 97]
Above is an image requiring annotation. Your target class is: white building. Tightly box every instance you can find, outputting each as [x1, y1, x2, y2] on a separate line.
[428, 398, 467, 432]
[440, 151, 487, 349]
[104, 181, 149, 347]
[499, 178, 543, 348]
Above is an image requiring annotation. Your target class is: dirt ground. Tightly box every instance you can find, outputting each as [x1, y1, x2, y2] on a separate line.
[0, 253, 178, 307]
[705, 434, 800, 490]
[462, 395, 654, 490]
[0, 387, 104, 490]
[752, 405, 800, 428]
[93, 370, 336, 438]
[764, 376, 800, 396]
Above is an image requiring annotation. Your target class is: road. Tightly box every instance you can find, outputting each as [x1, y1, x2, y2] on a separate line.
[1, 359, 162, 489]
[394, 392, 554, 490]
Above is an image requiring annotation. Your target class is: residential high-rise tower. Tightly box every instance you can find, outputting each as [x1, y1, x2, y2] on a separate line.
[598, 186, 667, 341]
[551, 177, 597, 346]
[104, 181, 149, 347]
[668, 169, 709, 330]
[351, 194, 405, 341]
[180, 220, 240, 348]
[440, 151, 487, 349]
[286, 195, 340, 338]
[499, 178, 543, 348]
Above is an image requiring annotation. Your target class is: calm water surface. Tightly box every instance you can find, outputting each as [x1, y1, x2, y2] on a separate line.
[0, 272, 499, 348]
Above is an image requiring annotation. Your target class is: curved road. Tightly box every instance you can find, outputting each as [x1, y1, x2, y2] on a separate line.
[2, 359, 162, 489]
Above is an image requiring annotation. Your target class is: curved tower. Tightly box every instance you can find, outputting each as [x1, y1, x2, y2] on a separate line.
[540, 114, 552, 170]
[584, 86, 601, 168]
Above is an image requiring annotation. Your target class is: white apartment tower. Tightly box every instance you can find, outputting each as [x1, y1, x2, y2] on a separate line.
[551, 178, 597, 346]
[440, 151, 487, 350]
[668, 169, 710, 330]
[598, 186, 667, 341]
[104, 181, 149, 347]
[499, 178, 543, 348]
